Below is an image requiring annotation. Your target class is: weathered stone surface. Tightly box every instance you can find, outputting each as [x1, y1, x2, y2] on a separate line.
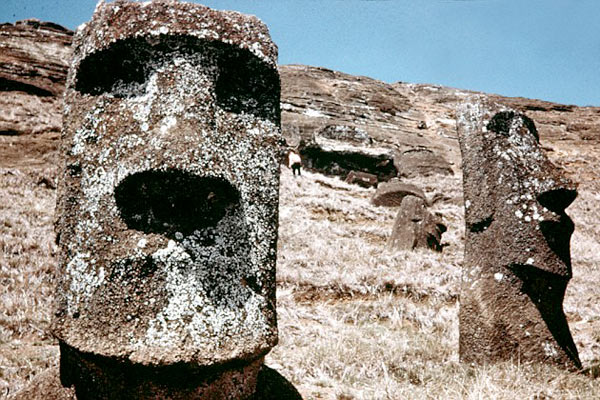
[394, 147, 454, 178]
[371, 179, 426, 206]
[0, 19, 72, 136]
[457, 97, 581, 369]
[280, 65, 460, 179]
[345, 170, 378, 188]
[53, 1, 284, 397]
[299, 131, 397, 180]
[387, 195, 446, 252]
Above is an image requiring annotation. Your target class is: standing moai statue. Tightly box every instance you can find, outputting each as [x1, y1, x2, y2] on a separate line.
[457, 97, 581, 369]
[51, 1, 299, 398]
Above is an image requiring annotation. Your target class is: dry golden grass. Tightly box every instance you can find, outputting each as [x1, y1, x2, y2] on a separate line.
[1, 157, 600, 399]
[0, 164, 59, 395]
[266, 167, 600, 399]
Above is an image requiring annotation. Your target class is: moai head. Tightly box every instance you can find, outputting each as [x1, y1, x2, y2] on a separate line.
[457, 97, 580, 369]
[54, 0, 281, 389]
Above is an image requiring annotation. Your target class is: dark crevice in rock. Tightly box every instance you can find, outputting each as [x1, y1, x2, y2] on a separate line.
[468, 215, 493, 233]
[114, 169, 240, 239]
[0, 77, 54, 97]
[0, 129, 20, 136]
[299, 143, 397, 180]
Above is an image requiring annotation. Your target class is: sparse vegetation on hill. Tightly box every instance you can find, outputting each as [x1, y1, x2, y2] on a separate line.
[2, 149, 600, 398]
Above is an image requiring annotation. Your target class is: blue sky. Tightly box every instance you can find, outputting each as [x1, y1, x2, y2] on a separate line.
[2, 0, 599, 106]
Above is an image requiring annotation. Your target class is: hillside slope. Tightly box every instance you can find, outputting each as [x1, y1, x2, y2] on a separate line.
[1, 20, 599, 398]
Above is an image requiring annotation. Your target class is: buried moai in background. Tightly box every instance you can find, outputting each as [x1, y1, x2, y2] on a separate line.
[386, 195, 446, 252]
[48, 1, 299, 398]
[370, 180, 446, 252]
[457, 98, 581, 369]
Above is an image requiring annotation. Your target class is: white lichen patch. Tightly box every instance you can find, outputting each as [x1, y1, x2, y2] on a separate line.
[65, 252, 106, 314]
[543, 341, 559, 358]
[515, 210, 523, 219]
[136, 209, 272, 360]
[304, 108, 326, 118]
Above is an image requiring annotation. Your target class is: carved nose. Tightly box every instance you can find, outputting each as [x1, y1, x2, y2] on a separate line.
[114, 170, 240, 239]
[537, 188, 577, 214]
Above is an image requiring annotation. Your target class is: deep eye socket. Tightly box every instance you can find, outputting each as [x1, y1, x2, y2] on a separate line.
[537, 188, 577, 214]
[74, 35, 281, 123]
[487, 111, 539, 142]
[215, 48, 280, 124]
[74, 37, 153, 98]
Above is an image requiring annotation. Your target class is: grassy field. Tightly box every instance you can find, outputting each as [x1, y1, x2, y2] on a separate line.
[1, 139, 600, 398]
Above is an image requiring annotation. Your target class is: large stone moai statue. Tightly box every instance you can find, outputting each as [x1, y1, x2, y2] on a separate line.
[53, 1, 293, 398]
[457, 97, 581, 370]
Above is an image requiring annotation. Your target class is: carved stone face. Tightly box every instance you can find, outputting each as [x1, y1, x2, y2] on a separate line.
[457, 99, 580, 369]
[462, 107, 577, 275]
[54, 1, 281, 367]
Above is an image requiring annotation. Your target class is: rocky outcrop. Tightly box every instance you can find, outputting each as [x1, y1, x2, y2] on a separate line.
[394, 147, 454, 178]
[299, 133, 397, 180]
[280, 65, 600, 187]
[0, 19, 72, 136]
[457, 98, 581, 370]
[281, 65, 458, 179]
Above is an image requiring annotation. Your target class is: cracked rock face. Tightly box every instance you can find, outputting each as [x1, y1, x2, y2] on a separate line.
[457, 97, 580, 369]
[54, 0, 281, 379]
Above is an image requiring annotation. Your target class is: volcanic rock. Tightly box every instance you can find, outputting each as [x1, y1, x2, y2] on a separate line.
[0, 19, 72, 136]
[457, 97, 581, 369]
[53, 1, 287, 398]
[394, 147, 454, 178]
[299, 132, 397, 180]
[345, 170, 378, 188]
[387, 195, 446, 252]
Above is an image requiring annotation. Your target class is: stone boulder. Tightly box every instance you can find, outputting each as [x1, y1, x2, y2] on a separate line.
[371, 179, 426, 206]
[457, 97, 581, 370]
[387, 195, 446, 252]
[299, 128, 397, 180]
[345, 170, 378, 188]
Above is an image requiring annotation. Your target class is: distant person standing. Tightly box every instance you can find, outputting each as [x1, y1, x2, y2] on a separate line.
[288, 149, 302, 176]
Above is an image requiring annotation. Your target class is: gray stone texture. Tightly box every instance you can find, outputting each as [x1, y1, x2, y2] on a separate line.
[457, 97, 581, 369]
[387, 195, 446, 252]
[52, 0, 290, 397]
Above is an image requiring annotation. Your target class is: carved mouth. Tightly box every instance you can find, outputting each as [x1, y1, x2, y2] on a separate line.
[114, 169, 240, 239]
